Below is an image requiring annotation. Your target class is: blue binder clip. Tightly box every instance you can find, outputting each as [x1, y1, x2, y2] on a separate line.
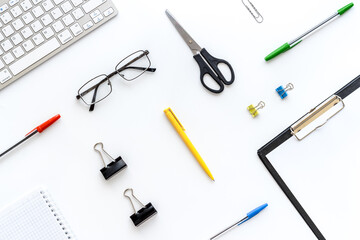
[276, 83, 294, 99]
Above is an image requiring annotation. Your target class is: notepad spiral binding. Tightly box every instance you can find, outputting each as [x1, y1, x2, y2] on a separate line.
[39, 190, 74, 240]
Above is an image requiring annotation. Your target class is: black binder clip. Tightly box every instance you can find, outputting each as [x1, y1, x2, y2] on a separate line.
[124, 188, 157, 227]
[94, 142, 127, 180]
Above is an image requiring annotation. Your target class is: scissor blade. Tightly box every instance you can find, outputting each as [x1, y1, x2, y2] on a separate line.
[165, 10, 202, 55]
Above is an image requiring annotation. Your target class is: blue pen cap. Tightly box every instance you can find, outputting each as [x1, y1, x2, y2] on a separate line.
[247, 203, 268, 219]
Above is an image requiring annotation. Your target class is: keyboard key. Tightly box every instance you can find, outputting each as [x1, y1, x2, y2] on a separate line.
[90, 10, 100, 18]
[61, 1, 72, 13]
[10, 6, 23, 18]
[0, 60, 4, 69]
[54, 0, 64, 4]
[32, 5, 44, 17]
[71, 0, 82, 7]
[1, 12, 13, 24]
[0, 4, 9, 13]
[83, 20, 93, 30]
[42, 27, 54, 39]
[1, 39, 13, 51]
[32, 33, 44, 45]
[103, 7, 114, 17]
[22, 12, 35, 24]
[82, 0, 106, 14]
[0, 68, 12, 83]
[21, 26, 33, 39]
[70, 23, 82, 36]
[0, 49, 3, 55]
[52, 21, 64, 32]
[10, 38, 60, 75]
[51, 7, 63, 19]
[12, 46, 25, 58]
[31, 0, 42, 4]
[93, 14, 103, 24]
[0, 32, 4, 41]
[42, 0, 54, 11]
[41, 14, 53, 26]
[58, 29, 72, 44]
[3, 53, 15, 64]
[20, 0, 33, 11]
[12, 19, 25, 31]
[72, 8, 84, 20]
[31, 20, 43, 32]
[2, 25, 15, 37]
[9, 0, 20, 6]
[62, 14, 74, 26]
[10, 33, 23, 45]
[22, 40, 34, 51]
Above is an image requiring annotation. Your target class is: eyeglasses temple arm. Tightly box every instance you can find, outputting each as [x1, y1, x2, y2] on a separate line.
[89, 85, 99, 112]
[116, 50, 149, 72]
[119, 66, 156, 72]
[109, 67, 156, 79]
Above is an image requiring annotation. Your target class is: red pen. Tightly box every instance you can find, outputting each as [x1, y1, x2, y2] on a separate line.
[0, 114, 61, 158]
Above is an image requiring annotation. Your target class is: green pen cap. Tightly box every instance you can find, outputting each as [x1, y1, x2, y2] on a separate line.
[265, 43, 291, 61]
[337, 2, 354, 15]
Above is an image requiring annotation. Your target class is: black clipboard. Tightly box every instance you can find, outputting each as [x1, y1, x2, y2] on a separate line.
[257, 75, 360, 240]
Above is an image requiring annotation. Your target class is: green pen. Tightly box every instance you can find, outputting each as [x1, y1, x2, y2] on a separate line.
[265, 2, 354, 61]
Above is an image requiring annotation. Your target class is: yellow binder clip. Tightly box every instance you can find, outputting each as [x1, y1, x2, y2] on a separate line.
[247, 101, 265, 118]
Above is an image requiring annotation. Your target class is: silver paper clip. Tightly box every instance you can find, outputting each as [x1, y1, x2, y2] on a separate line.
[242, 0, 263, 23]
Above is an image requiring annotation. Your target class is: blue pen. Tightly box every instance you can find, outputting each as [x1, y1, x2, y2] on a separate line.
[210, 203, 268, 240]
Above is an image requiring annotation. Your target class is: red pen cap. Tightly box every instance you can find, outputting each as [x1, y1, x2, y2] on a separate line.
[37, 114, 61, 132]
[26, 114, 61, 136]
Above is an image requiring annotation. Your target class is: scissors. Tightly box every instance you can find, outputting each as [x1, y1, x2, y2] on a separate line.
[166, 10, 235, 94]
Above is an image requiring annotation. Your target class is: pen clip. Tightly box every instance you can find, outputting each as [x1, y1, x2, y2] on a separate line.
[25, 128, 37, 137]
[167, 108, 185, 131]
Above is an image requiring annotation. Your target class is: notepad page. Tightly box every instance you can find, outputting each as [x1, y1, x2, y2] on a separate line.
[0, 189, 74, 240]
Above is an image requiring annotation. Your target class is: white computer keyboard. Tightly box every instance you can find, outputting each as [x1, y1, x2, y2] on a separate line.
[0, 0, 118, 90]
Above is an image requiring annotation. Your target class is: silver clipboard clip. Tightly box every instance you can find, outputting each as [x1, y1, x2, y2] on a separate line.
[291, 95, 345, 141]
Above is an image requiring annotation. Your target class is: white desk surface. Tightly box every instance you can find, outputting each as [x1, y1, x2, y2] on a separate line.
[0, 0, 359, 239]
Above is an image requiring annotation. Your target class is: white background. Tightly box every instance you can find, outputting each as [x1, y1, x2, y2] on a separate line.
[0, 0, 359, 239]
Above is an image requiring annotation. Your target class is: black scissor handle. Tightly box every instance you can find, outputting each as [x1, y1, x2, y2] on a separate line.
[193, 48, 235, 94]
[194, 53, 224, 93]
[201, 48, 235, 85]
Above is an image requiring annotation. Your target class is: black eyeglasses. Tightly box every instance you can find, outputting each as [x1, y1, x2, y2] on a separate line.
[76, 50, 156, 111]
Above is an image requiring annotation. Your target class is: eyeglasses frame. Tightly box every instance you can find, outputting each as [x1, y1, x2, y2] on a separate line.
[76, 50, 156, 111]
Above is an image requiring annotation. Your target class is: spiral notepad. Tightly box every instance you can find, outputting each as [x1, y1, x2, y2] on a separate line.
[0, 189, 75, 240]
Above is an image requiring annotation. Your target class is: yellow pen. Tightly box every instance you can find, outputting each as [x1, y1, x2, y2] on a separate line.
[164, 107, 215, 181]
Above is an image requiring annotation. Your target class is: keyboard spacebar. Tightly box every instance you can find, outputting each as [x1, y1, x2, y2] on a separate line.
[9, 38, 61, 75]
